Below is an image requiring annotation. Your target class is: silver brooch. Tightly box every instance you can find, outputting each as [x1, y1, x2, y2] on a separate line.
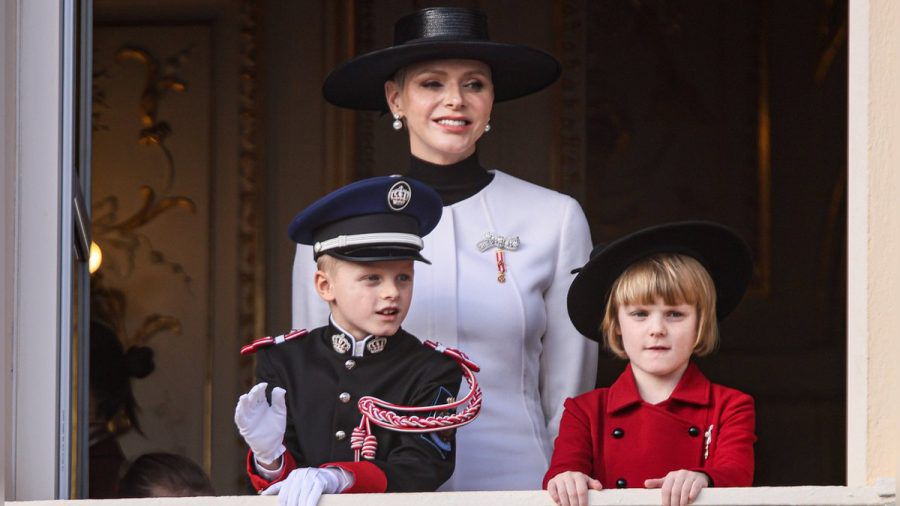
[331, 334, 351, 354]
[366, 337, 387, 354]
[476, 232, 520, 252]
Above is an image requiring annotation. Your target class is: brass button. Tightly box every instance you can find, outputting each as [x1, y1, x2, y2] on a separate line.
[335, 430, 346, 441]
[345, 360, 356, 370]
[339, 392, 351, 403]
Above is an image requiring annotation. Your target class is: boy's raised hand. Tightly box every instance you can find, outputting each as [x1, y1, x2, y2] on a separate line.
[234, 382, 287, 465]
[547, 471, 603, 506]
[644, 469, 709, 506]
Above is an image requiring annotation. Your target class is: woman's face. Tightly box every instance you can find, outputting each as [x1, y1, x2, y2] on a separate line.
[385, 59, 494, 165]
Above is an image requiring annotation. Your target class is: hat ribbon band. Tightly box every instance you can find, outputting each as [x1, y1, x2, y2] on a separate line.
[314, 232, 424, 253]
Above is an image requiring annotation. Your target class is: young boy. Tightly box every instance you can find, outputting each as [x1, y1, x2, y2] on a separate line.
[235, 176, 471, 504]
[545, 221, 756, 506]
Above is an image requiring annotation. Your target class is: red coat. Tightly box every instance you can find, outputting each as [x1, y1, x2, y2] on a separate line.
[543, 362, 755, 489]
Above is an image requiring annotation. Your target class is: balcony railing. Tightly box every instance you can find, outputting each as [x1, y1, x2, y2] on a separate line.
[8, 484, 896, 506]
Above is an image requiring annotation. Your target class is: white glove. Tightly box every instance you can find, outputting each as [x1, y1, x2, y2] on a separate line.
[261, 467, 352, 506]
[234, 382, 287, 465]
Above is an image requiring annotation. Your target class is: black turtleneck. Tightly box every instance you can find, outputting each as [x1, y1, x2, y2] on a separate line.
[406, 152, 494, 206]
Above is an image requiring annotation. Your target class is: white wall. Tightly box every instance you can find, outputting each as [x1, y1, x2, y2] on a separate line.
[861, 0, 899, 485]
[1, 0, 18, 500]
[8, 0, 64, 500]
[847, 0, 900, 486]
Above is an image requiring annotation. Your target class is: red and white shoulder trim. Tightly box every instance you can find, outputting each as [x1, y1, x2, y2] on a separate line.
[240, 329, 308, 355]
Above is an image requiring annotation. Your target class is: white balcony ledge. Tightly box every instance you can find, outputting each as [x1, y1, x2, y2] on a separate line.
[10, 485, 896, 506]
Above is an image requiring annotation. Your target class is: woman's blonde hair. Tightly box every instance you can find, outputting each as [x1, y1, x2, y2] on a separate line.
[600, 253, 718, 358]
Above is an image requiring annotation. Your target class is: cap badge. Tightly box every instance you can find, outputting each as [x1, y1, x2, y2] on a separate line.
[476, 232, 520, 283]
[366, 337, 387, 354]
[332, 334, 352, 354]
[387, 181, 412, 211]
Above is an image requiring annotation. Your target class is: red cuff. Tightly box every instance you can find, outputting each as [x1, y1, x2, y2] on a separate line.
[320, 461, 387, 493]
[246, 450, 297, 491]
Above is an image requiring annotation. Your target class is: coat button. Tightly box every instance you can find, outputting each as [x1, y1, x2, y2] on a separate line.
[339, 392, 351, 403]
[335, 430, 346, 441]
[688, 426, 700, 437]
[345, 360, 356, 370]
[616, 478, 627, 488]
[612, 428, 625, 439]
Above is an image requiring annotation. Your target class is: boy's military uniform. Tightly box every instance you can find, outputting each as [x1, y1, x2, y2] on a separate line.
[248, 324, 461, 492]
[240, 175, 468, 494]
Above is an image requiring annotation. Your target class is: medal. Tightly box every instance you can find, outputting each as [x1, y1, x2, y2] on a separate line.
[495, 249, 506, 283]
[477, 232, 519, 283]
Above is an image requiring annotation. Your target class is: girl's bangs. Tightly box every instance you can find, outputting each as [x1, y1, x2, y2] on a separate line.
[612, 255, 707, 307]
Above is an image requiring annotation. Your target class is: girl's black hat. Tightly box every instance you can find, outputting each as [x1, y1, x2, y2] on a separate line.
[567, 221, 754, 341]
[322, 7, 561, 111]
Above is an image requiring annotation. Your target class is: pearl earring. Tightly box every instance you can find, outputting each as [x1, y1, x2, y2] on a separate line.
[484, 123, 492, 133]
[392, 114, 403, 131]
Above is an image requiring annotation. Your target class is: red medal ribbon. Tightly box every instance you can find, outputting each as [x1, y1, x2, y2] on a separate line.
[495, 249, 506, 283]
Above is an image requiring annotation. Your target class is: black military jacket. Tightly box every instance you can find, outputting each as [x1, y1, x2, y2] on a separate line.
[256, 324, 462, 492]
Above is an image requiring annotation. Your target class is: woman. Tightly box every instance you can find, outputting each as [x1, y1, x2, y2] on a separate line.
[292, 7, 598, 491]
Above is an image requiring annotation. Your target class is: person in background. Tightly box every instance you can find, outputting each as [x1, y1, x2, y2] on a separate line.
[119, 452, 215, 498]
[544, 222, 756, 506]
[89, 319, 155, 499]
[293, 7, 598, 491]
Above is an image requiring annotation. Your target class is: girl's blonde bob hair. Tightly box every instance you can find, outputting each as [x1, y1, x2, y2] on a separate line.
[600, 253, 718, 358]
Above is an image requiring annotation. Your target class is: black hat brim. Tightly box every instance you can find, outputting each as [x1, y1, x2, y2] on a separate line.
[322, 40, 561, 111]
[567, 221, 753, 342]
[324, 245, 431, 265]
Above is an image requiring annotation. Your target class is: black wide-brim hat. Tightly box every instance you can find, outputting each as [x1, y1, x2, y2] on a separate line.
[322, 7, 561, 111]
[567, 221, 754, 341]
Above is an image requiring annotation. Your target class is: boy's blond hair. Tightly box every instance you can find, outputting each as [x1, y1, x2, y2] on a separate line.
[316, 254, 339, 274]
[600, 253, 718, 358]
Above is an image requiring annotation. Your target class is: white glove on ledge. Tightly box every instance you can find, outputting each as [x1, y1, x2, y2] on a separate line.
[234, 382, 287, 465]
[262, 467, 353, 506]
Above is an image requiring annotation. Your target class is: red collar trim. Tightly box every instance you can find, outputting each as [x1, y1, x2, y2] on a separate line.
[607, 362, 711, 414]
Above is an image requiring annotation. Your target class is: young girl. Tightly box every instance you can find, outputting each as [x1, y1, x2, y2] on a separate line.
[544, 221, 756, 506]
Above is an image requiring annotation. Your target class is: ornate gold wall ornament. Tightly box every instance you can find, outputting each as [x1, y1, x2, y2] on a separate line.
[92, 43, 196, 361]
[237, 0, 265, 344]
[115, 46, 191, 191]
[92, 186, 196, 283]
